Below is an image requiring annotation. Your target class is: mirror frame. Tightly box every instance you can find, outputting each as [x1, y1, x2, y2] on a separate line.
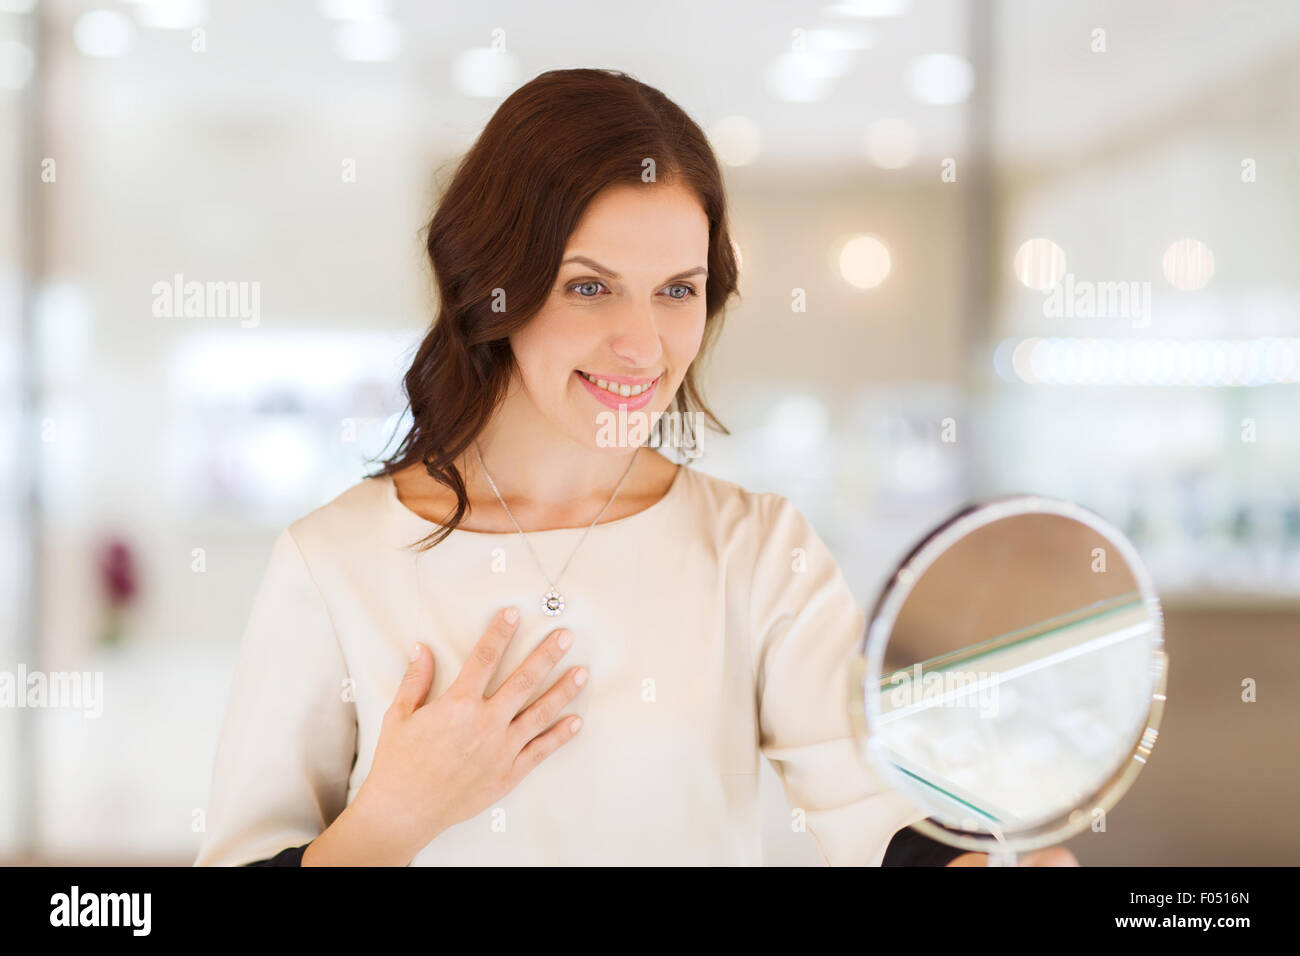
[848, 494, 1169, 856]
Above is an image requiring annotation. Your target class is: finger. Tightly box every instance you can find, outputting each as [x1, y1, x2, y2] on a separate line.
[487, 626, 573, 717]
[454, 607, 521, 697]
[1023, 847, 1079, 867]
[391, 642, 436, 716]
[511, 713, 583, 783]
[506, 665, 588, 752]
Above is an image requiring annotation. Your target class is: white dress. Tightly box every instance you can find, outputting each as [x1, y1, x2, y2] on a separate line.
[194, 464, 924, 866]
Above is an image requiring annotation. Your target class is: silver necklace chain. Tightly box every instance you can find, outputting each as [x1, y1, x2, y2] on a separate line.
[473, 440, 641, 616]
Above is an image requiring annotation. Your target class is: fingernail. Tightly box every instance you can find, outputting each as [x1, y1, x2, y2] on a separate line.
[573, 667, 588, 686]
[503, 606, 519, 624]
[570, 717, 583, 733]
[557, 629, 573, 650]
[409, 643, 422, 662]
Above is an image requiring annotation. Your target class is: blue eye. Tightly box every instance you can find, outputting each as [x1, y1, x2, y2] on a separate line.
[569, 280, 607, 298]
[564, 280, 700, 301]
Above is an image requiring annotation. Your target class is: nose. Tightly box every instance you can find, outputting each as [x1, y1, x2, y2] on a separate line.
[609, 298, 664, 370]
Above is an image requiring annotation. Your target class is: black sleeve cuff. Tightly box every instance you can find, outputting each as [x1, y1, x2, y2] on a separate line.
[242, 831, 969, 866]
[243, 843, 311, 866]
[881, 826, 970, 866]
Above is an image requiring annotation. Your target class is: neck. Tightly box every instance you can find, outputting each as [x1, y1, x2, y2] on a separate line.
[467, 397, 642, 511]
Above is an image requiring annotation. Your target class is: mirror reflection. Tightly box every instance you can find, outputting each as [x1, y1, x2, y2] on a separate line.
[866, 503, 1164, 844]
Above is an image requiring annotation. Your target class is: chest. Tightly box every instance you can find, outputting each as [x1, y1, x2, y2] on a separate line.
[336, 530, 762, 790]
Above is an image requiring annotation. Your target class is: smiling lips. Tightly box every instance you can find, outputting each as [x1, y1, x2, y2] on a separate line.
[575, 369, 661, 410]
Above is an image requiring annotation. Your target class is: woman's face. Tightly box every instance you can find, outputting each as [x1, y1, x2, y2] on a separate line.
[507, 180, 710, 450]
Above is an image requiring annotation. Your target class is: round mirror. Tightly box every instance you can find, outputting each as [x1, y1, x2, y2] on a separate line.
[850, 495, 1168, 863]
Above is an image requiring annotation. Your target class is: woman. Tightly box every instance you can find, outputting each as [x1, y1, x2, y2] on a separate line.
[194, 68, 1073, 867]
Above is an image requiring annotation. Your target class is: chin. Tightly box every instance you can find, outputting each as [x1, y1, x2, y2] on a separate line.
[578, 407, 665, 452]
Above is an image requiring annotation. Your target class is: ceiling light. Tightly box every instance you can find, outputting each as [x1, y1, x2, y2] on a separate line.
[1013, 238, 1067, 291]
[1162, 238, 1214, 291]
[906, 53, 974, 105]
[74, 10, 134, 58]
[839, 235, 892, 289]
[131, 0, 208, 29]
[827, 0, 911, 17]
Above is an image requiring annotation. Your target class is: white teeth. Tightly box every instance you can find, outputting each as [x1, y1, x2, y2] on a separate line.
[580, 371, 656, 397]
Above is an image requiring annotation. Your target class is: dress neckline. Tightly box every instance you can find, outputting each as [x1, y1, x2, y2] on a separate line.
[383, 461, 688, 539]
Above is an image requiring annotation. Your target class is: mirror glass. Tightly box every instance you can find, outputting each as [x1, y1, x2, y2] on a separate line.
[857, 496, 1167, 856]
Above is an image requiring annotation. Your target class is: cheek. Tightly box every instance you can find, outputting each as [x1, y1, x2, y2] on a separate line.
[672, 312, 708, 362]
[511, 306, 585, 381]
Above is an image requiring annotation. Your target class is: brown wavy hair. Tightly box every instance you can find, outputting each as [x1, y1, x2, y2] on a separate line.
[370, 68, 741, 549]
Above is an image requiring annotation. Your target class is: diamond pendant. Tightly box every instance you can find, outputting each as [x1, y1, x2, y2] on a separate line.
[543, 587, 565, 616]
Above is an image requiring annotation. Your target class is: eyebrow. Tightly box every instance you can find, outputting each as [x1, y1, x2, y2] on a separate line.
[560, 256, 707, 283]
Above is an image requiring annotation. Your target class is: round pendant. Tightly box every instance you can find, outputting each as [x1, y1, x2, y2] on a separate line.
[543, 588, 565, 616]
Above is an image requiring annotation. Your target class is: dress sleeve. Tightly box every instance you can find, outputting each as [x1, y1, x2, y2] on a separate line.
[749, 493, 928, 866]
[194, 528, 358, 866]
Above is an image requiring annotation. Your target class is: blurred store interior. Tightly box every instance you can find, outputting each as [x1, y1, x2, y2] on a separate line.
[1, 0, 1298, 864]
